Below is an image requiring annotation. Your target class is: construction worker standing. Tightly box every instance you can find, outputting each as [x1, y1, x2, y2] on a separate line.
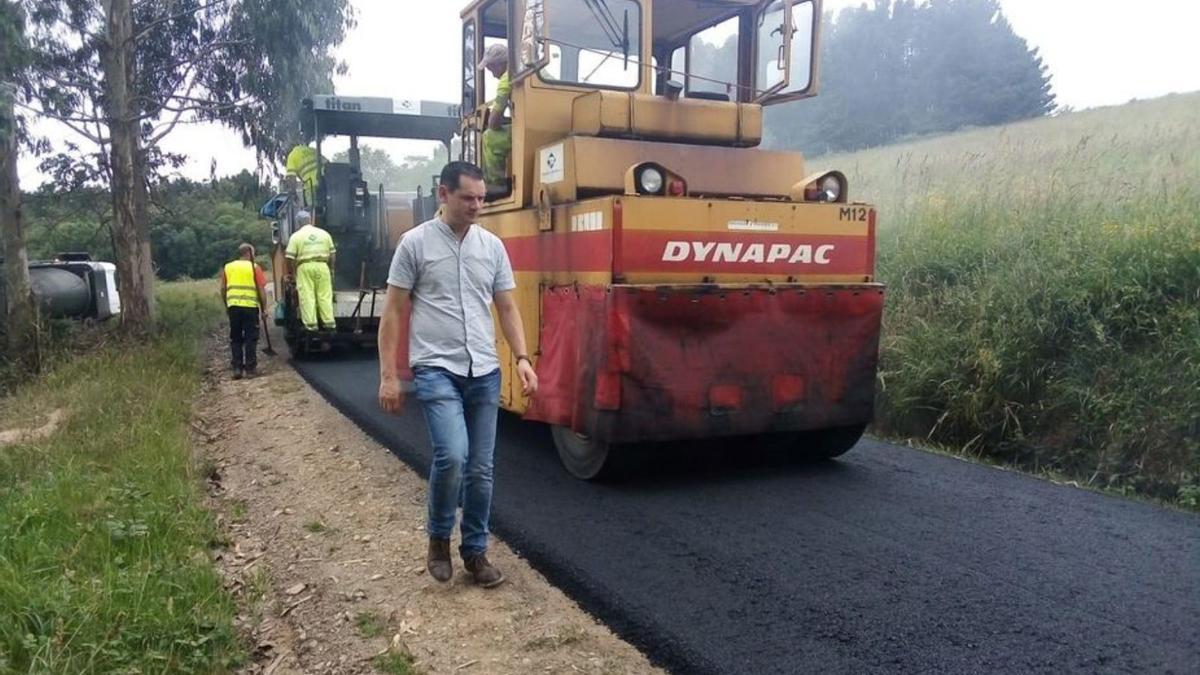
[218, 243, 269, 379]
[285, 210, 337, 332]
[478, 43, 512, 186]
[285, 143, 322, 207]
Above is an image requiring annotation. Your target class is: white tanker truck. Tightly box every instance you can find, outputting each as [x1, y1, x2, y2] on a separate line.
[0, 253, 121, 324]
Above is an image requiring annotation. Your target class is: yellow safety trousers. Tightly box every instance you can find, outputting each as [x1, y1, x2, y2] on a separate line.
[297, 261, 334, 330]
[482, 125, 511, 185]
[482, 70, 512, 185]
[224, 260, 259, 309]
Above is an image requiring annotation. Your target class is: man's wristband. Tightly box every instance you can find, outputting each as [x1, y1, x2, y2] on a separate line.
[516, 355, 532, 366]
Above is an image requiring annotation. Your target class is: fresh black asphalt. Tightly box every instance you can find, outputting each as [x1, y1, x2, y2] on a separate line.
[293, 354, 1199, 675]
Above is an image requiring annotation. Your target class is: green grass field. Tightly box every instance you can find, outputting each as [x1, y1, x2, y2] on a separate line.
[0, 282, 243, 672]
[821, 92, 1200, 503]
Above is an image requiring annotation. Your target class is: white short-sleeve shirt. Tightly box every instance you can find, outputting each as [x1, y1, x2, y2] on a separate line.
[387, 218, 517, 377]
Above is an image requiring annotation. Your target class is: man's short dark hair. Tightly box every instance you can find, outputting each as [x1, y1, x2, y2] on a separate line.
[440, 161, 485, 192]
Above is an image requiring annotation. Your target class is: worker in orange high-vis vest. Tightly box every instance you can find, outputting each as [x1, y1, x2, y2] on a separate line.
[218, 243, 270, 380]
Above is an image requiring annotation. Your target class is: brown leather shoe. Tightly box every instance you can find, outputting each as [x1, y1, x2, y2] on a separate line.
[426, 538, 452, 582]
[463, 553, 505, 588]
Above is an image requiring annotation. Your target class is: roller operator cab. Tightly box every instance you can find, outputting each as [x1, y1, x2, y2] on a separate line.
[462, 0, 884, 479]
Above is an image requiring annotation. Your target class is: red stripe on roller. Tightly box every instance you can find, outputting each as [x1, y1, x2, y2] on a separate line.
[867, 209, 877, 276]
[503, 230, 612, 272]
[613, 200, 625, 281]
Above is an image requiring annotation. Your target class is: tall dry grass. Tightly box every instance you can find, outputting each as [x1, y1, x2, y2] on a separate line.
[821, 92, 1200, 502]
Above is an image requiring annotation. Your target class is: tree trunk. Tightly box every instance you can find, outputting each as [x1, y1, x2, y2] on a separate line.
[100, 0, 155, 334]
[0, 82, 36, 368]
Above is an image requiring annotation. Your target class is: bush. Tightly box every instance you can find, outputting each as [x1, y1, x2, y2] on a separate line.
[824, 93, 1200, 501]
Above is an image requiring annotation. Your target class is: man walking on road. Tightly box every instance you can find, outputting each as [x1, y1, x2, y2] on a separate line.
[285, 210, 337, 332]
[377, 161, 538, 588]
[218, 243, 269, 380]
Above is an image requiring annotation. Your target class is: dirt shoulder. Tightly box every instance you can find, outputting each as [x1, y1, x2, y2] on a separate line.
[195, 338, 663, 675]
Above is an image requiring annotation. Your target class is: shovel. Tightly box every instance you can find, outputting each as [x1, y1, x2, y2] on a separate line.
[261, 312, 277, 356]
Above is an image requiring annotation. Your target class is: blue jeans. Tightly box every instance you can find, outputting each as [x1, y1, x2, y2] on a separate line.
[412, 366, 501, 558]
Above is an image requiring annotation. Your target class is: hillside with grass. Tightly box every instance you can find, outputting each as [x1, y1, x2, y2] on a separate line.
[819, 92, 1200, 503]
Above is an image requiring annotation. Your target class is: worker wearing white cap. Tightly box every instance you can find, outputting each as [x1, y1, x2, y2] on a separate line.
[285, 210, 337, 332]
[478, 43, 511, 186]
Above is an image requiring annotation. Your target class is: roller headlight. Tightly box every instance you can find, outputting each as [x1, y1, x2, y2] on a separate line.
[626, 162, 683, 197]
[638, 167, 664, 195]
[793, 170, 849, 203]
[820, 175, 843, 202]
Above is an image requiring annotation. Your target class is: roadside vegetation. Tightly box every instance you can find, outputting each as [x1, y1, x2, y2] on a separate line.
[0, 318, 91, 396]
[825, 92, 1200, 504]
[21, 173, 272, 282]
[0, 282, 243, 671]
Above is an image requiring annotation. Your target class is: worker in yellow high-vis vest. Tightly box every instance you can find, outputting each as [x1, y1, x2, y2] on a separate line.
[285, 210, 337, 332]
[478, 43, 512, 186]
[218, 243, 269, 379]
[285, 143, 322, 207]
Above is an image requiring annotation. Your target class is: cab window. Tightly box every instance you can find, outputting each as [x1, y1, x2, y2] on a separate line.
[539, 0, 643, 89]
[687, 16, 739, 100]
[652, 5, 746, 102]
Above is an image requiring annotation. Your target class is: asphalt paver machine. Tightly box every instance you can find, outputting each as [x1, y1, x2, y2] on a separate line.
[265, 96, 460, 357]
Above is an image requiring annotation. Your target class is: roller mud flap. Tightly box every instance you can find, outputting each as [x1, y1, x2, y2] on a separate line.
[526, 284, 885, 444]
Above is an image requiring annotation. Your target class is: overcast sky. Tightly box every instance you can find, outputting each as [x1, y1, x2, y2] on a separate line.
[18, 0, 1200, 188]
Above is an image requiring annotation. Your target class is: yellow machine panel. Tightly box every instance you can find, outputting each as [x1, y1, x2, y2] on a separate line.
[535, 136, 807, 205]
[571, 91, 762, 146]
